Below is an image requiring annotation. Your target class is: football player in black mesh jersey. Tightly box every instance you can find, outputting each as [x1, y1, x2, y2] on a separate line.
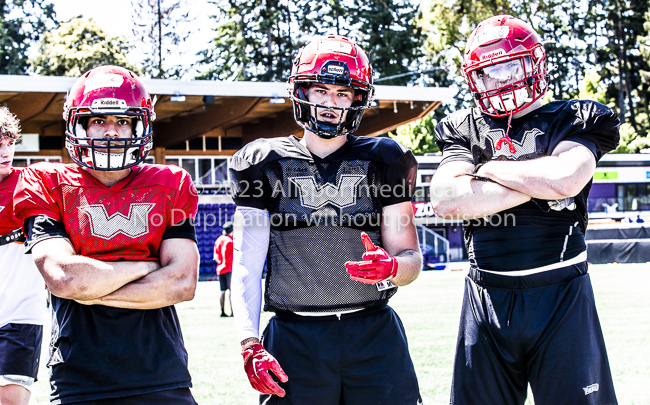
[431, 15, 619, 405]
[229, 35, 423, 404]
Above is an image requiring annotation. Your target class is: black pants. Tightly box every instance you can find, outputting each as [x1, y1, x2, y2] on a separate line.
[260, 305, 422, 405]
[451, 263, 617, 405]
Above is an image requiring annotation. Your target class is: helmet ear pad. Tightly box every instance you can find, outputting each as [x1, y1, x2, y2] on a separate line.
[350, 92, 364, 108]
[294, 84, 312, 123]
[297, 85, 308, 101]
[341, 90, 367, 130]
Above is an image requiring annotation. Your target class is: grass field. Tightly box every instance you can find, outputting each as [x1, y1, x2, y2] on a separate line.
[31, 263, 650, 404]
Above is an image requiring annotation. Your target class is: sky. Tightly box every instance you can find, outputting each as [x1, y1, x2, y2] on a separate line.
[51, 0, 218, 79]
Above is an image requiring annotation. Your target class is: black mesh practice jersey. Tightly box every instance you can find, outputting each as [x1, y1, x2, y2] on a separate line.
[435, 100, 620, 271]
[229, 135, 417, 313]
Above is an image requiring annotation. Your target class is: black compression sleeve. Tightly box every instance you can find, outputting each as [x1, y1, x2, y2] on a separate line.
[162, 219, 197, 242]
[24, 215, 69, 253]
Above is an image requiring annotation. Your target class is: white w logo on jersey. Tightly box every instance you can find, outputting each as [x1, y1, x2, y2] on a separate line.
[0, 206, 4, 213]
[289, 175, 364, 209]
[79, 203, 156, 240]
[480, 128, 544, 159]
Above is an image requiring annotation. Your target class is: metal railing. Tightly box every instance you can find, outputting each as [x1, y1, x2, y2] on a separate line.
[416, 225, 449, 268]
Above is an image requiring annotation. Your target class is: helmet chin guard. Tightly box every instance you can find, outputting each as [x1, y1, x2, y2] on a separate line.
[63, 66, 155, 171]
[463, 15, 548, 117]
[287, 35, 374, 138]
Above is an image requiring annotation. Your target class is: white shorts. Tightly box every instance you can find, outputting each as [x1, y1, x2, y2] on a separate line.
[0, 374, 35, 391]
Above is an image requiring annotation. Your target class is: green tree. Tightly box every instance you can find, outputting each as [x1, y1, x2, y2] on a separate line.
[614, 119, 650, 153]
[641, 9, 650, 85]
[535, 1, 591, 100]
[639, 9, 650, 137]
[0, 0, 56, 74]
[198, 0, 424, 84]
[420, 0, 619, 106]
[596, 0, 650, 132]
[196, 0, 249, 80]
[197, 0, 297, 81]
[131, 0, 194, 78]
[350, 0, 424, 86]
[29, 17, 134, 77]
[389, 113, 439, 155]
[578, 71, 611, 105]
[421, 0, 516, 110]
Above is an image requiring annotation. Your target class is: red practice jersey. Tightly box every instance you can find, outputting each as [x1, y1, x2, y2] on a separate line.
[0, 167, 22, 236]
[14, 162, 198, 260]
[214, 234, 233, 275]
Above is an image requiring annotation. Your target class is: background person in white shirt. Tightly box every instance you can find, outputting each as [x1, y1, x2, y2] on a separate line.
[0, 106, 46, 405]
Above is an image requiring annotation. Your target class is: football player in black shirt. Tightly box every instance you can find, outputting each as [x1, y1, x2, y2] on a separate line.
[431, 15, 619, 405]
[229, 35, 423, 404]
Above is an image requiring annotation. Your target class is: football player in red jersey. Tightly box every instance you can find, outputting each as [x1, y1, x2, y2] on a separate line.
[0, 107, 46, 405]
[214, 221, 234, 317]
[13, 66, 200, 405]
[229, 35, 423, 404]
[430, 15, 619, 404]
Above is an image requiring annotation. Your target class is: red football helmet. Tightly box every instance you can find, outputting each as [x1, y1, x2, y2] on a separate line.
[463, 15, 548, 117]
[287, 35, 375, 138]
[63, 65, 155, 171]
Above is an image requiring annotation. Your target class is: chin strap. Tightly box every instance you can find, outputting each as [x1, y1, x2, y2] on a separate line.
[495, 110, 516, 153]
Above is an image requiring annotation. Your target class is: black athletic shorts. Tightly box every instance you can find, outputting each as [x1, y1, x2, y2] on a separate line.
[68, 388, 197, 404]
[451, 262, 617, 405]
[219, 272, 232, 292]
[260, 305, 422, 405]
[0, 323, 42, 380]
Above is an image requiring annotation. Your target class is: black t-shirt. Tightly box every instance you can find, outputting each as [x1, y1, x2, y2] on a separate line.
[435, 100, 620, 271]
[229, 135, 417, 312]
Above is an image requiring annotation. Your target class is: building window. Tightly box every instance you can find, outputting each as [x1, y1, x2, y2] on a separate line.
[12, 156, 62, 167]
[617, 183, 650, 211]
[198, 159, 212, 185]
[413, 187, 428, 203]
[166, 156, 230, 186]
[182, 159, 196, 181]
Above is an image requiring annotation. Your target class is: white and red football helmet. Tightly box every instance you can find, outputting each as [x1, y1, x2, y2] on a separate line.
[287, 35, 375, 138]
[63, 65, 155, 171]
[463, 15, 548, 117]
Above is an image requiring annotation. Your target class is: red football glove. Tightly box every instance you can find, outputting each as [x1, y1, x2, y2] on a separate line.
[345, 232, 398, 284]
[242, 343, 288, 397]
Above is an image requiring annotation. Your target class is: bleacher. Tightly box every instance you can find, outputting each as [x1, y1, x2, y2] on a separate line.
[195, 203, 236, 278]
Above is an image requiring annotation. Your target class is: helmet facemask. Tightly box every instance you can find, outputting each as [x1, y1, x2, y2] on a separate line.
[462, 16, 549, 117]
[470, 58, 530, 115]
[65, 107, 154, 171]
[63, 66, 156, 171]
[289, 82, 371, 139]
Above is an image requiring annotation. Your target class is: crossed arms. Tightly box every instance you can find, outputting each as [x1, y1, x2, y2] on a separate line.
[431, 141, 597, 219]
[31, 236, 199, 309]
